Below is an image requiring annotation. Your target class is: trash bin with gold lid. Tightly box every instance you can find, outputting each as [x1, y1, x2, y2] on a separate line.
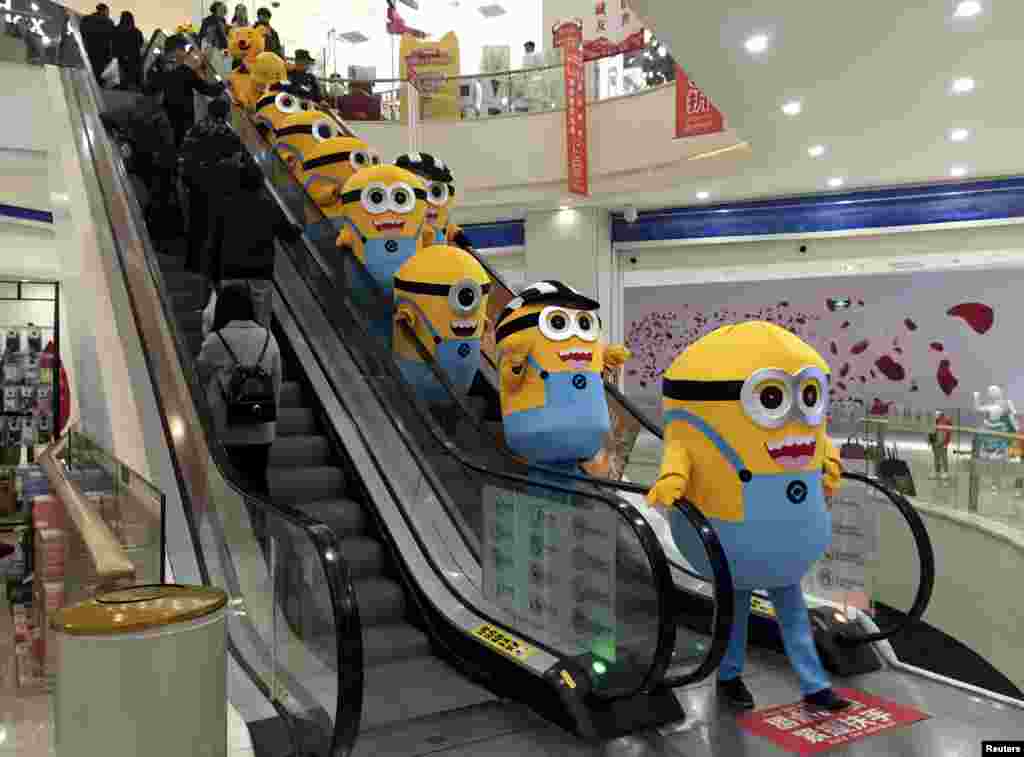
[51, 584, 229, 757]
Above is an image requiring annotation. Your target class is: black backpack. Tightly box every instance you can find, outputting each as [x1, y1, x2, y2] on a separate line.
[216, 329, 277, 426]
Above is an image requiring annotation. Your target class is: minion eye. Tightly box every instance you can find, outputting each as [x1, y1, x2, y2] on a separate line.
[312, 120, 335, 142]
[449, 279, 482, 315]
[575, 312, 598, 342]
[539, 308, 574, 341]
[801, 382, 819, 409]
[427, 181, 449, 207]
[797, 367, 829, 425]
[361, 183, 389, 214]
[388, 182, 417, 213]
[300, 100, 312, 111]
[275, 93, 299, 113]
[740, 368, 794, 429]
[350, 150, 369, 169]
[370, 151, 381, 166]
[759, 384, 787, 410]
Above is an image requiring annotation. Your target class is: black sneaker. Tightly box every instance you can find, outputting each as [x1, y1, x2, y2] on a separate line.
[803, 688, 851, 711]
[718, 677, 755, 709]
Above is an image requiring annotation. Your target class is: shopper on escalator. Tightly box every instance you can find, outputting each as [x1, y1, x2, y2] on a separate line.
[254, 7, 282, 58]
[113, 11, 144, 90]
[287, 49, 322, 103]
[150, 33, 226, 147]
[197, 283, 282, 498]
[80, 3, 114, 83]
[180, 95, 245, 275]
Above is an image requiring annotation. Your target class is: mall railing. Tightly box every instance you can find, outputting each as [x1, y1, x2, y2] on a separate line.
[63, 16, 361, 757]
[232, 100, 735, 703]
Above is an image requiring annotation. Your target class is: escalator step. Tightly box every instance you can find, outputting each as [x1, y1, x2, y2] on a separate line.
[336, 535, 385, 578]
[171, 290, 204, 311]
[280, 381, 304, 407]
[289, 498, 367, 536]
[277, 407, 317, 435]
[157, 253, 187, 271]
[176, 310, 203, 335]
[353, 576, 406, 625]
[361, 622, 432, 667]
[269, 465, 347, 504]
[269, 435, 331, 466]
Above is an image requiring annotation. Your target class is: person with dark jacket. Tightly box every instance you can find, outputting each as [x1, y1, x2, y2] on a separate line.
[80, 3, 114, 82]
[199, 2, 229, 51]
[204, 155, 302, 330]
[149, 34, 226, 146]
[287, 49, 322, 102]
[196, 283, 282, 497]
[113, 11, 144, 89]
[180, 96, 245, 274]
[254, 7, 282, 57]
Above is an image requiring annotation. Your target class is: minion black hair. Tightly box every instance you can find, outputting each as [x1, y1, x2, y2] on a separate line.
[395, 152, 454, 186]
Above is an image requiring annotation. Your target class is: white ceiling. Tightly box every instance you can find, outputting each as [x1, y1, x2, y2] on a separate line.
[621, 0, 1024, 210]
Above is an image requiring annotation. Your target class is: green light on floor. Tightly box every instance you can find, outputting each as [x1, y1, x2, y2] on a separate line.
[592, 660, 607, 675]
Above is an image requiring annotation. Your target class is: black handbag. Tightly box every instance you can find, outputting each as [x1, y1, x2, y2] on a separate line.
[876, 446, 916, 497]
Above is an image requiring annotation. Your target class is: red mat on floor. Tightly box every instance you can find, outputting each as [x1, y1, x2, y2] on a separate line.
[737, 688, 929, 755]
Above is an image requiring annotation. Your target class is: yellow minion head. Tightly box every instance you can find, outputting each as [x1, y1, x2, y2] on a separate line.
[335, 165, 429, 262]
[253, 84, 313, 134]
[295, 137, 381, 213]
[250, 52, 287, 91]
[393, 245, 490, 360]
[661, 321, 832, 519]
[394, 152, 456, 236]
[228, 25, 264, 64]
[272, 110, 347, 173]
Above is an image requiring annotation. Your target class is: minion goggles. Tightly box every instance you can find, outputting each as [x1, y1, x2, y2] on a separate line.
[495, 306, 602, 345]
[663, 366, 830, 429]
[341, 183, 428, 213]
[394, 278, 491, 315]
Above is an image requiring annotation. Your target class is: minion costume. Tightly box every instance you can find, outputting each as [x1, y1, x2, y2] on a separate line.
[647, 321, 849, 712]
[227, 26, 265, 108]
[271, 110, 345, 174]
[393, 245, 490, 406]
[494, 281, 630, 477]
[335, 164, 431, 347]
[247, 52, 288, 107]
[298, 137, 381, 246]
[252, 83, 313, 137]
[394, 153, 473, 250]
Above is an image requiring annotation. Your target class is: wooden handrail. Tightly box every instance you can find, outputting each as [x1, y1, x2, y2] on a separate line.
[861, 416, 1024, 443]
[37, 436, 136, 582]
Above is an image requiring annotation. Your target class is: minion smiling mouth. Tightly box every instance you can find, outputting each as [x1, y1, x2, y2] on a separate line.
[559, 348, 592, 370]
[450, 320, 477, 338]
[373, 220, 405, 233]
[766, 435, 816, 470]
[238, 40, 250, 50]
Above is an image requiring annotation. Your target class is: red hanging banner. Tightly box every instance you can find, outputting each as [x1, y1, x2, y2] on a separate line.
[675, 65, 724, 139]
[554, 20, 589, 197]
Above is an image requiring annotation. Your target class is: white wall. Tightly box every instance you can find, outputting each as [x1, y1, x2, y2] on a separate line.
[60, 0, 191, 40]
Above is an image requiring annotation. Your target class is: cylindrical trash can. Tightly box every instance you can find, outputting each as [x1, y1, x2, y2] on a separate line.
[51, 585, 229, 757]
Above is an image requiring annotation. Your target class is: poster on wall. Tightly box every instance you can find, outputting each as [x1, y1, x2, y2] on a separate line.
[675, 65, 725, 139]
[581, 0, 646, 62]
[553, 20, 589, 197]
[399, 32, 460, 121]
[623, 268, 1024, 414]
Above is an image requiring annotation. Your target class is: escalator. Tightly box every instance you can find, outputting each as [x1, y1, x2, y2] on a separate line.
[60, 17, 741, 757]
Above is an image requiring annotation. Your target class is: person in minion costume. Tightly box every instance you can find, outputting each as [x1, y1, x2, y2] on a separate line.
[393, 245, 490, 400]
[393, 153, 473, 251]
[494, 281, 630, 475]
[227, 26, 265, 107]
[646, 321, 850, 713]
[297, 137, 381, 246]
[271, 110, 346, 175]
[252, 82, 312, 137]
[335, 164, 432, 347]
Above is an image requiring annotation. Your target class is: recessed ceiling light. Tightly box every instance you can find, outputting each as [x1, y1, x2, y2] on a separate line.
[339, 31, 369, 44]
[781, 100, 802, 116]
[828, 177, 844, 188]
[558, 205, 570, 211]
[744, 34, 769, 54]
[950, 165, 968, 178]
[478, 3, 506, 18]
[696, 191, 710, 201]
[954, 0, 982, 18]
[949, 127, 970, 142]
[808, 144, 826, 158]
[951, 76, 975, 94]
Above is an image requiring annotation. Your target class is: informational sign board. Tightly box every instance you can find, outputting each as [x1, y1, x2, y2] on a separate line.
[675, 65, 725, 139]
[482, 484, 617, 661]
[553, 20, 589, 197]
[581, 0, 645, 62]
[739, 688, 929, 755]
[400, 32, 460, 121]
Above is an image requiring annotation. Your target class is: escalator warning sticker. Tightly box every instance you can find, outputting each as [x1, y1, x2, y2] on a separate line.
[472, 623, 536, 661]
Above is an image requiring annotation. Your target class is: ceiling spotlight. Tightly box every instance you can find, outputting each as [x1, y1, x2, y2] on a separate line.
[744, 34, 769, 54]
[951, 76, 975, 94]
[950, 165, 968, 177]
[954, 0, 982, 17]
[781, 100, 802, 116]
[828, 177, 844, 188]
[808, 144, 826, 158]
[696, 191, 710, 201]
[949, 127, 970, 142]
[559, 205, 571, 211]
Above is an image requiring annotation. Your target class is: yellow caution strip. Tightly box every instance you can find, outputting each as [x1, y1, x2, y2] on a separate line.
[472, 623, 536, 661]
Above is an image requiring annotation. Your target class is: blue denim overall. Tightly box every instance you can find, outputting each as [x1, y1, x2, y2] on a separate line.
[663, 408, 832, 695]
[394, 297, 481, 404]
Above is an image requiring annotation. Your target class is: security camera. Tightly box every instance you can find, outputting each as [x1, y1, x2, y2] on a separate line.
[623, 206, 638, 223]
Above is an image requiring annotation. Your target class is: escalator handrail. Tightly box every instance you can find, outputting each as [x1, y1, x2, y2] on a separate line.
[236, 107, 703, 700]
[65, 18, 363, 756]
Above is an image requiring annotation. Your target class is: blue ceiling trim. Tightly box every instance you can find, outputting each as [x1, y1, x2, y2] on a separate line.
[460, 220, 525, 249]
[612, 177, 1024, 244]
[0, 203, 53, 225]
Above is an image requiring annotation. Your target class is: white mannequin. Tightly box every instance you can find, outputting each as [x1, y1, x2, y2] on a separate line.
[974, 385, 1018, 461]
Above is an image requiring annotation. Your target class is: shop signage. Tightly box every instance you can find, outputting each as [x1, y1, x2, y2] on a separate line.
[0, 0, 57, 38]
[553, 20, 589, 197]
[675, 65, 725, 139]
[582, 0, 645, 62]
[481, 483, 617, 659]
[739, 688, 929, 755]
